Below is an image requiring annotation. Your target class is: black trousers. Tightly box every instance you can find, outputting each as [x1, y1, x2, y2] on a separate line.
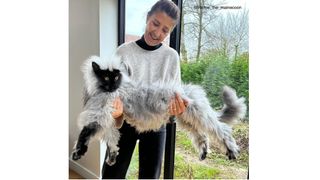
[101, 121, 166, 179]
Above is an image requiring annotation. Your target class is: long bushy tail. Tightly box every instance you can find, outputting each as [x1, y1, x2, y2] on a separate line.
[219, 86, 247, 125]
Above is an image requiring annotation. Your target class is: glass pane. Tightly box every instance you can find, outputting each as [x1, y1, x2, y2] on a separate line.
[125, 0, 159, 43]
[181, 0, 248, 61]
[178, 0, 249, 179]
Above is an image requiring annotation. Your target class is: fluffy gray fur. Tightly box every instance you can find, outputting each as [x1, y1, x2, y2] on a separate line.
[75, 56, 121, 165]
[74, 55, 247, 165]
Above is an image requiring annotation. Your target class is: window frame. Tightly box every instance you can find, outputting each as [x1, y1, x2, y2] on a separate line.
[117, 0, 182, 178]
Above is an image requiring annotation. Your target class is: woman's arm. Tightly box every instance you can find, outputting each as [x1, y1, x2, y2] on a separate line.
[168, 52, 188, 115]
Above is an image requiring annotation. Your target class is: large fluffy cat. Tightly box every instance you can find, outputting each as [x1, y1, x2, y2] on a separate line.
[72, 56, 246, 166]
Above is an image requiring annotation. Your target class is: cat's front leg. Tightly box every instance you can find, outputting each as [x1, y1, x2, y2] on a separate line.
[72, 122, 101, 160]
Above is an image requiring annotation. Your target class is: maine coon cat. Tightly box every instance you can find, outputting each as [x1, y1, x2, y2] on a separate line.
[72, 56, 246, 166]
[72, 56, 122, 165]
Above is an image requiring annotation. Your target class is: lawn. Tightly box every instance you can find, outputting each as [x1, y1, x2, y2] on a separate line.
[126, 122, 249, 179]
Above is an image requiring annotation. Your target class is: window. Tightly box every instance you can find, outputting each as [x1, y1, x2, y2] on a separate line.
[180, 0, 249, 179]
[125, 0, 159, 43]
[117, 0, 249, 179]
[118, 1, 181, 179]
[119, 0, 172, 45]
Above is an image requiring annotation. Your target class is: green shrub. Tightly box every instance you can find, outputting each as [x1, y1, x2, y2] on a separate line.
[181, 51, 249, 118]
[201, 54, 232, 108]
[229, 53, 249, 118]
[181, 59, 208, 84]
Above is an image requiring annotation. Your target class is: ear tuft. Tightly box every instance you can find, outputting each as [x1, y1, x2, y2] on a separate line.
[92, 61, 100, 72]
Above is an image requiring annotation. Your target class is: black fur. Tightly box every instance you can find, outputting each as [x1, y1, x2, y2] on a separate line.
[200, 144, 208, 160]
[72, 62, 123, 161]
[92, 62, 122, 93]
[226, 147, 238, 160]
[72, 122, 101, 161]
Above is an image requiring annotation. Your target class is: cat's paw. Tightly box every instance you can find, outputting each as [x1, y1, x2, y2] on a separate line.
[226, 148, 239, 160]
[106, 151, 118, 166]
[199, 145, 208, 161]
[72, 144, 88, 161]
[72, 151, 81, 161]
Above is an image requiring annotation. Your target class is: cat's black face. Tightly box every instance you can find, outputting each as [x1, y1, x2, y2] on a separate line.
[92, 62, 122, 92]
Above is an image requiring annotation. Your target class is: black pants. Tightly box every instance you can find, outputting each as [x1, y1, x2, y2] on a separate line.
[101, 121, 166, 179]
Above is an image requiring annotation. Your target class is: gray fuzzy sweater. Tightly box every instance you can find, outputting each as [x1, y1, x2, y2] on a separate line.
[115, 41, 181, 85]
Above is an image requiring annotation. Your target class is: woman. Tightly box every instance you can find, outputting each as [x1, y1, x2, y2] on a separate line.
[102, 0, 187, 178]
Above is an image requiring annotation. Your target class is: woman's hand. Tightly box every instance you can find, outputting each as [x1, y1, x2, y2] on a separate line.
[169, 92, 189, 116]
[112, 97, 124, 128]
[112, 97, 123, 119]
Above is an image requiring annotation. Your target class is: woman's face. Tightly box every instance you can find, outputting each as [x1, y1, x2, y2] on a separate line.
[144, 11, 176, 46]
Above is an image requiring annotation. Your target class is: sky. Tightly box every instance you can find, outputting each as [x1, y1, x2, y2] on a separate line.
[126, 0, 248, 36]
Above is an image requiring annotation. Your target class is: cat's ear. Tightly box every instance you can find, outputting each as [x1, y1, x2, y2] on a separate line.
[92, 61, 100, 72]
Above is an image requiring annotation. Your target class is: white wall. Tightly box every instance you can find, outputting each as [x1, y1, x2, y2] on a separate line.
[69, 0, 118, 178]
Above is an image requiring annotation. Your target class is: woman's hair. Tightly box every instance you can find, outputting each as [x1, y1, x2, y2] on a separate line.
[147, 0, 180, 23]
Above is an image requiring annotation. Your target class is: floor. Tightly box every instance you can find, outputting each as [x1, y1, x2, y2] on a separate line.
[69, 169, 84, 179]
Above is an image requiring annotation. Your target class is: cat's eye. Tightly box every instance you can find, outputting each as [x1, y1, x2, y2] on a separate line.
[115, 76, 118, 81]
[105, 77, 109, 81]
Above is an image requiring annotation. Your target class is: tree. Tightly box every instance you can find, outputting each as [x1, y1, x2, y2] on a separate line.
[182, 0, 225, 61]
[207, 8, 249, 59]
[180, 7, 188, 62]
[181, 1, 248, 60]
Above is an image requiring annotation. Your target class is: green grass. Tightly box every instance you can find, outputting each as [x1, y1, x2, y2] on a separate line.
[175, 130, 196, 154]
[174, 154, 220, 179]
[232, 122, 249, 167]
[125, 122, 249, 179]
[126, 145, 139, 179]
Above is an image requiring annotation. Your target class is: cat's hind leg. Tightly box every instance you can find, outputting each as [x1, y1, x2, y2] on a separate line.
[176, 120, 209, 161]
[103, 127, 121, 166]
[179, 106, 239, 160]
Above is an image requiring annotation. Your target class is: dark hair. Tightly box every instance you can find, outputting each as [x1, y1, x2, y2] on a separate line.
[147, 0, 180, 23]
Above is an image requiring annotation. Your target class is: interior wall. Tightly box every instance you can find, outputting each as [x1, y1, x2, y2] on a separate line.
[69, 0, 118, 178]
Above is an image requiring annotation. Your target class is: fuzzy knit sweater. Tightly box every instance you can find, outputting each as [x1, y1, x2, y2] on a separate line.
[115, 39, 181, 86]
